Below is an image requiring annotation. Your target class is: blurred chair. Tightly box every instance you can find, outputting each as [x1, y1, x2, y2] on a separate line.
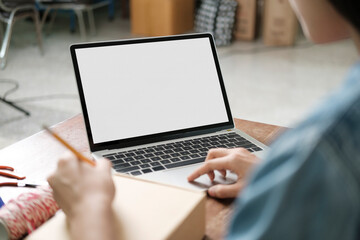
[0, 0, 43, 69]
[38, 0, 113, 40]
[69, 0, 114, 32]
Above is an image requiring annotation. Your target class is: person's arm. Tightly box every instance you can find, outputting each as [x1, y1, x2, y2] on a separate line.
[67, 196, 115, 240]
[47, 153, 116, 240]
[289, 0, 350, 43]
[226, 145, 359, 240]
[188, 148, 259, 198]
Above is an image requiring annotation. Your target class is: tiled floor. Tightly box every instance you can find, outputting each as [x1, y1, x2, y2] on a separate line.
[0, 8, 358, 150]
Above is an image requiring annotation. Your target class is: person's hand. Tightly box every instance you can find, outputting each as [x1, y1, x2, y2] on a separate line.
[187, 148, 259, 199]
[47, 152, 115, 220]
[48, 152, 117, 240]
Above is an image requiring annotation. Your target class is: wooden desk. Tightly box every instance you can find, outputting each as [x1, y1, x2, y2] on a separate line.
[0, 114, 284, 239]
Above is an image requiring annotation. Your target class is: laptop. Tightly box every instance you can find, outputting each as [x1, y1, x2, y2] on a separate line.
[70, 33, 268, 191]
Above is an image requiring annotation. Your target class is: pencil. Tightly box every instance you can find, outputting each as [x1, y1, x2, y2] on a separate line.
[43, 125, 96, 166]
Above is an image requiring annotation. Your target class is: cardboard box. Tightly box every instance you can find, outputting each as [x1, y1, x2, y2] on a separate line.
[262, 0, 298, 46]
[27, 174, 206, 240]
[234, 0, 257, 41]
[131, 0, 195, 37]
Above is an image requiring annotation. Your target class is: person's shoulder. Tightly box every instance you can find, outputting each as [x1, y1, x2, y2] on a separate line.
[324, 61, 360, 134]
[252, 62, 360, 180]
[296, 60, 360, 137]
[345, 61, 360, 85]
[337, 61, 360, 97]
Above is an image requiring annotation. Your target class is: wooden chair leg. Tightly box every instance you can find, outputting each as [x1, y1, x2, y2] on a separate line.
[47, 10, 58, 34]
[75, 9, 87, 40]
[0, 22, 4, 40]
[40, 7, 52, 32]
[33, 8, 44, 55]
[87, 8, 96, 35]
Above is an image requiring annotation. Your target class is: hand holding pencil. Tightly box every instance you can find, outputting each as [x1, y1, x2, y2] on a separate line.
[47, 152, 116, 240]
[45, 126, 117, 240]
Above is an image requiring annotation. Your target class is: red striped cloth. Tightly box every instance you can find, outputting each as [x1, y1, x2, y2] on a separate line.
[0, 186, 59, 240]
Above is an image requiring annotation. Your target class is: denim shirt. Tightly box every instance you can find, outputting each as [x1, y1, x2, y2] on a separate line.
[227, 62, 360, 240]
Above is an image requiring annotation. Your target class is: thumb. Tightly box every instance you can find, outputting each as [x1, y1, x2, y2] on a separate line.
[208, 181, 244, 199]
[97, 158, 112, 171]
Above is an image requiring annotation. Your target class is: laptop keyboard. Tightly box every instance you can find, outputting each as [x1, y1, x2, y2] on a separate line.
[102, 132, 262, 176]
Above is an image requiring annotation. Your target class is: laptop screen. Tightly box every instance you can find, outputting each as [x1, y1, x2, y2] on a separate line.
[71, 34, 233, 151]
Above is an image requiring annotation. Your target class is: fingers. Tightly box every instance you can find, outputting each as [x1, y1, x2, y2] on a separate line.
[208, 181, 244, 199]
[206, 148, 231, 161]
[48, 152, 92, 186]
[47, 174, 55, 187]
[97, 158, 112, 172]
[94, 158, 116, 198]
[187, 148, 231, 182]
[203, 148, 229, 181]
[207, 171, 215, 182]
[97, 158, 114, 185]
[219, 169, 227, 177]
[188, 147, 257, 182]
[187, 156, 232, 182]
[57, 152, 80, 173]
[48, 153, 115, 218]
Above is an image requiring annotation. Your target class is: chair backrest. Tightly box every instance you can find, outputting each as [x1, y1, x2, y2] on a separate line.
[40, 0, 93, 4]
[0, 0, 35, 12]
[70, 0, 93, 3]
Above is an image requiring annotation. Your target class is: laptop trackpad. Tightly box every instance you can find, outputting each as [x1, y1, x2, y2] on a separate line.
[138, 164, 238, 191]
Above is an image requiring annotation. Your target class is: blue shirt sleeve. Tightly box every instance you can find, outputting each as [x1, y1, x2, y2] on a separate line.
[227, 63, 360, 240]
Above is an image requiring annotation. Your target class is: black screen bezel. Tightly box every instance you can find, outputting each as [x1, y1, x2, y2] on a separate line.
[70, 33, 234, 152]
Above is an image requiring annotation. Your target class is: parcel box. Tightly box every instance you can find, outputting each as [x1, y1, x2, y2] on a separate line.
[27, 174, 206, 240]
[262, 0, 298, 46]
[234, 0, 257, 41]
[131, 0, 195, 37]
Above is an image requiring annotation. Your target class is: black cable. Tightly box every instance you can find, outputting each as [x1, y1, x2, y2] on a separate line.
[0, 79, 77, 103]
[12, 94, 78, 103]
[0, 79, 31, 116]
[0, 79, 19, 100]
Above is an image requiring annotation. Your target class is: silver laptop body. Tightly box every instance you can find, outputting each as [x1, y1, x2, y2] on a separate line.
[70, 33, 268, 191]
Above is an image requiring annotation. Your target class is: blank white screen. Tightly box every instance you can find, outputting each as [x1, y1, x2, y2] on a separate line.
[75, 38, 229, 144]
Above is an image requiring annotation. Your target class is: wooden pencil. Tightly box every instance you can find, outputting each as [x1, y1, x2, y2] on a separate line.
[43, 125, 96, 166]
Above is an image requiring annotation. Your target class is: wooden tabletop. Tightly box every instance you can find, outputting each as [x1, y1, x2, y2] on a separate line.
[0, 114, 284, 239]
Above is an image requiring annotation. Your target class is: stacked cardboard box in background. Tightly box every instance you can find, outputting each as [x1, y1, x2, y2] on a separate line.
[234, 0, 298, 46]
[262, 0, 298, 46]
[131, 0, 195, 37]
[234, 0, 257, 41]
[130, 0, 298, 46]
